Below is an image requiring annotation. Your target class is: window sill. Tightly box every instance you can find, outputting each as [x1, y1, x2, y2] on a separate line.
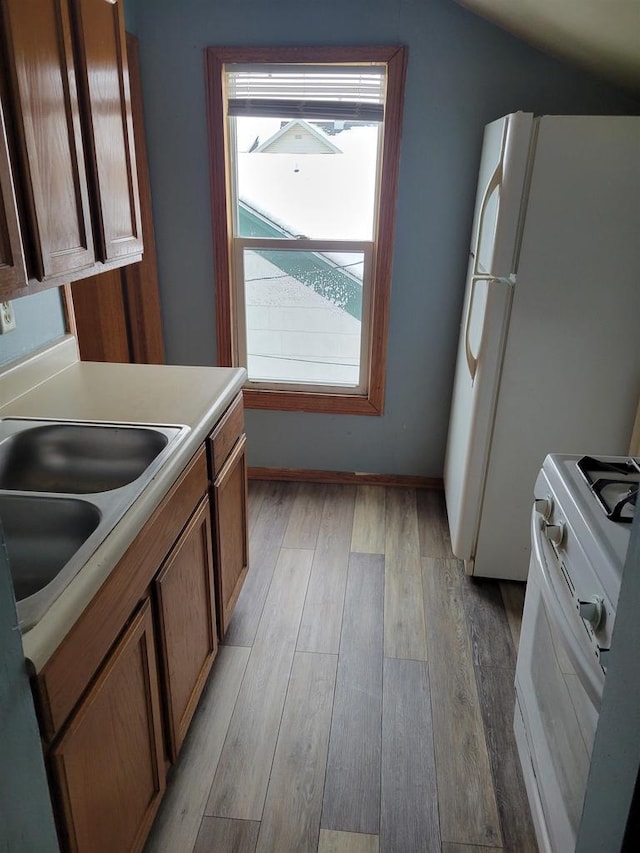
[242, 387, 383, 416]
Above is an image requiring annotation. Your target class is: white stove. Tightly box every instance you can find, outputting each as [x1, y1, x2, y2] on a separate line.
[514, 453, 635, 852]
[537, 453, 636, 664]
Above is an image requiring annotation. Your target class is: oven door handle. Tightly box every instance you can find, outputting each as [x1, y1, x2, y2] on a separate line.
[531, 512, 604, 706]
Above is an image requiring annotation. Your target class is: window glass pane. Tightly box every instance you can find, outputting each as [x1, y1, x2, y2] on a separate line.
[234, 117, 379, 240]
[243, 248, 364, 387]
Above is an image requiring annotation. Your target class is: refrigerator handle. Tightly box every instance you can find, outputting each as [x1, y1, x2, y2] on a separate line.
[471, 160, 503, 277]
[464, 274, 514, 381]
[463, 274, 494, 381]
[463, 158, 504, 382]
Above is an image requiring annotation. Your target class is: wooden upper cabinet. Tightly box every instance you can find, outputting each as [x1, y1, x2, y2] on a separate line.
[72, 0, 143, 262]
[1, 0, 96, 281]
[0, 92, 27, 297]
[0, 0, 143, 296]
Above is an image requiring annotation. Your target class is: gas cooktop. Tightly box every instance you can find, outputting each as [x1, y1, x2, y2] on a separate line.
[577, 455, 639, 523]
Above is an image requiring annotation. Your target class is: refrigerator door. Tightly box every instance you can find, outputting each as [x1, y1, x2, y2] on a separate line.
[444, 112, 534, 564]
[473, 115, 640, 581]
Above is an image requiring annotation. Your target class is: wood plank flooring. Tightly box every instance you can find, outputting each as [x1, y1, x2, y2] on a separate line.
[146, 482, 536, 853]
[322, 553, 384, 834]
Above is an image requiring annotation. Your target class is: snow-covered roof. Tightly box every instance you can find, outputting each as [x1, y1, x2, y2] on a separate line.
[254, 119, 342, 154]
[237, 121, 379, 243]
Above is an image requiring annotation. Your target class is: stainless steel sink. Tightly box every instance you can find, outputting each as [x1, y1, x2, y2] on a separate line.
[1, 494, 101, 601]
[0, 422, 170, 492]
[0, 418, 190, 630]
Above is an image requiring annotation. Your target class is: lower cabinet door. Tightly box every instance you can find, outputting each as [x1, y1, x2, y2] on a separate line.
[50, 599, 165, 853]
[154, 496, 218, 761]
[212, 433, 249, 637]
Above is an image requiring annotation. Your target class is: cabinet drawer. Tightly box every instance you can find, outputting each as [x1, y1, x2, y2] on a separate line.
[209, 392, 244, 476]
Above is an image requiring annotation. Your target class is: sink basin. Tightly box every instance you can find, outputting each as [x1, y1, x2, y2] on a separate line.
[1, 494, 101, 601]
[0, 423, 169, 493]
[0, 417, 190, 630]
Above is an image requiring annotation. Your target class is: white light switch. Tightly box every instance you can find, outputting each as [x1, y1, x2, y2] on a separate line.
[0, 301, 17, 334]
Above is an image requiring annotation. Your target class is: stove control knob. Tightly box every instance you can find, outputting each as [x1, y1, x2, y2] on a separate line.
[544, 521, 565, 547]
[579, 596, 604, 631]
[534, 496, 554, 519]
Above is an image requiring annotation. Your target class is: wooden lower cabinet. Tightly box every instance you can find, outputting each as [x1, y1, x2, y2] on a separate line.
[211, 432, 249, 637]
[35, 417, 249, 851]
[154, 497, 218, 761]
[49, 600, 165, 853]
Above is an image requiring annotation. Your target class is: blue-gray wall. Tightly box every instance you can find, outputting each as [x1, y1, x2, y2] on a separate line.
[0, 530, 59, 851]
[0, 288, 66, 367]
[130, 0, 639, 476]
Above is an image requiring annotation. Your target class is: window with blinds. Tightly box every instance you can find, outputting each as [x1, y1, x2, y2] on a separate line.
[206, 47, 408, 415]
[225, 64, 386, 121]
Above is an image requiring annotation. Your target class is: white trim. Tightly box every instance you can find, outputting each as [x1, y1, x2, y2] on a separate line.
[235, 237, 371, 252]
[224, 66, 386, 399]
[226, 63, 386, 103]
[234, 238, 372, 395]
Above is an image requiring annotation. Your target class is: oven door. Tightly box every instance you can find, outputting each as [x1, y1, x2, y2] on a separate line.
[515, 511, 604, 852]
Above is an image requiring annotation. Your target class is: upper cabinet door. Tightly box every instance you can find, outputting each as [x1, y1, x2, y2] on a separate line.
[1, 0, 96, 281]
[72, 0, 143, 262]
[0, 93, 27, 297]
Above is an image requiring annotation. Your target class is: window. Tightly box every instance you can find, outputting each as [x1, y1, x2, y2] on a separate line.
[205, 46, 407, 414]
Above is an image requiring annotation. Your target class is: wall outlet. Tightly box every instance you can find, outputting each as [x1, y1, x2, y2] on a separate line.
[0, 301, 17, 334]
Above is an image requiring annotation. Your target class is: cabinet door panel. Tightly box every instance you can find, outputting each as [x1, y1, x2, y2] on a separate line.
[0, 93, 27, 296]
[2, 0, 95, 280]
[155, 497, 218, 761]
[50, 599, 165, 853]
[73, 0, 143, 261]
[212, 434, 249, 637]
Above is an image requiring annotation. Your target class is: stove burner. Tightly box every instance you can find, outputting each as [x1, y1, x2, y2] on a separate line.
[577, 456, 639, 523]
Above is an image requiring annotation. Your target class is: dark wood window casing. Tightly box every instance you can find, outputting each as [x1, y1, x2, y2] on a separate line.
[205, 45, 408, 416]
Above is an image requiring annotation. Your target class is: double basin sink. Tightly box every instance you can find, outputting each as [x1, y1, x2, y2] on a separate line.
[0, 418, 189, 631]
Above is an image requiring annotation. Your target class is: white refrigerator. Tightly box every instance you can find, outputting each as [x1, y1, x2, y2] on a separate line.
[444, 112, 640, 581]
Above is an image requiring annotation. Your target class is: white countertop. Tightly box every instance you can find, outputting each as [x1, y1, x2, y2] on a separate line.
[0, 336, 246, 671]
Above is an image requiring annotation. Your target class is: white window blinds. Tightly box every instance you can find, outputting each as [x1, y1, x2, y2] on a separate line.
[225, 63, 386, 121]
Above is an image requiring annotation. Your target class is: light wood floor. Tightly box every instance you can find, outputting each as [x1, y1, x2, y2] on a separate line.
[145, 482, 537, 853]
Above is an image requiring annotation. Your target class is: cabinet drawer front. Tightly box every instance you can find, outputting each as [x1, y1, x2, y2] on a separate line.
[36, 447, 208, 740]
[209, 391, 244, 476]
[73, 0, 143, 261]
[155, 497, 217, 761]
[2, 0, 96, 279]
[50, 599, 165, 853]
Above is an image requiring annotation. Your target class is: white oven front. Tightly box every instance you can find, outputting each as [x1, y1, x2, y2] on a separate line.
[515, 509, 605, 852]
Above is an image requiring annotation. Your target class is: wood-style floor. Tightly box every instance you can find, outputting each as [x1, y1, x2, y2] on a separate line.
[145, 482, 537, 853]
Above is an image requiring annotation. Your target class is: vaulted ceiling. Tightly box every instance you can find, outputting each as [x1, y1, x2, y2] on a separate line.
[456, 0, 640, 94]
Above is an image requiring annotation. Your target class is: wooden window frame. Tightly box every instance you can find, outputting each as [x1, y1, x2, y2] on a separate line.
[205, 45, 408, 415]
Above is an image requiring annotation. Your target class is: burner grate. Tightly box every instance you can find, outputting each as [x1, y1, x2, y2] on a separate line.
[577, 456, 639, 523]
